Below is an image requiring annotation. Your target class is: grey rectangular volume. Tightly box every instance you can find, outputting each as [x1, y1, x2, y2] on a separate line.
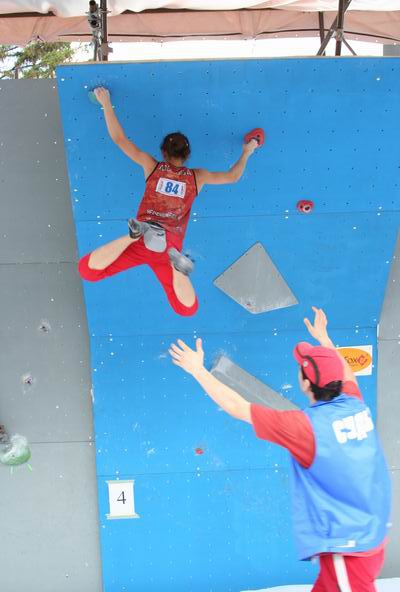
[378, 229, 400, 469]
[0, 79, 77, 264]
[381, 470, 400, 578]
[211, 355, 299, 411]
[0, 442, 102, 592]
[383, 45, 400, 56]
[379, 231, 400, 340]
[377, 340, 400, 471]
[378, 227, 400, 576]
[0, 79, 102, 591]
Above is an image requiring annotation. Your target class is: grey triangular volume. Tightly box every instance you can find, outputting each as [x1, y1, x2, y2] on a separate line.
[213, 242, 298, 314]
[211, 355, 299, 411]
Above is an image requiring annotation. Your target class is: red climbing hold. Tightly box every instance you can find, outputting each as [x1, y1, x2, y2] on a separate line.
[297, 200, 314, 214]
[244, 128, 265, 147]
[195, 447, 204, 455]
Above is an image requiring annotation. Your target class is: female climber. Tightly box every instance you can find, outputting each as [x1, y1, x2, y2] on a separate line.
[78, 87, 264, 316]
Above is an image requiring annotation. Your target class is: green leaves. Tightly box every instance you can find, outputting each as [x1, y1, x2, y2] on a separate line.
[0, 41, 77, 79]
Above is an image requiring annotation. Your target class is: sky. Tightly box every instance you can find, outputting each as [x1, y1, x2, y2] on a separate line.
[74, 36, 384, 63]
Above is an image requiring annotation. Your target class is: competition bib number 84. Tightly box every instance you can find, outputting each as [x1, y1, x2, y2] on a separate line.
[156, 177, 186, 199]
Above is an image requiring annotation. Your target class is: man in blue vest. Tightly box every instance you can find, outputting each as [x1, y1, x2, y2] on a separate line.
[169, 307, 391, 591]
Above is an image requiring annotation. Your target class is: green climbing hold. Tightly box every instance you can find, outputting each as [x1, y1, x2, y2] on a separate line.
[88, 90, 100, 105]
[0, 434, 31, 466]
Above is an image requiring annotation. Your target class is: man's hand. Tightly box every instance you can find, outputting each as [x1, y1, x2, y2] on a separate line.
[169, 338, 205, 376]
[169, 338, 251, 422]
[242, 138, 258, 156]
[94, 87, 111, 107]
[304, 307, 359, 386]
[304, 307, 332, 346]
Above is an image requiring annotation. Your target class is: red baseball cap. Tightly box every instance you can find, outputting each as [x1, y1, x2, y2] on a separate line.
[293, 342, 344, 387]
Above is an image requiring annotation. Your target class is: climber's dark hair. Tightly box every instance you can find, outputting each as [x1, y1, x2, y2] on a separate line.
[161, 132, 191, 162]
[301, 368, 342, 402]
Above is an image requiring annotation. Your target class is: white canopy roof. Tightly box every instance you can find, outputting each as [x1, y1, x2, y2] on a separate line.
[1, 1, 399, 45]
[2, 1, 400, 17]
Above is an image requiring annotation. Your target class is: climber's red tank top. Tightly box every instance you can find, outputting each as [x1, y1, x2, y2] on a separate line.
[136, 162, 198, 236]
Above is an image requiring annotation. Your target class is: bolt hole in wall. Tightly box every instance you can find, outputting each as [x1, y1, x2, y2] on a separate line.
[21, 373, 36, 389]
[38, 319, 52, 333]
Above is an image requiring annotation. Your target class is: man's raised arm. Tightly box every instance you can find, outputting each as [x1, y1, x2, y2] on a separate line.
[169, 338, 252, 423]
[304, 306, 358, 385]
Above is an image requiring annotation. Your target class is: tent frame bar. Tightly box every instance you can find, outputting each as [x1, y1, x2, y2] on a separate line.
[3, 3, 398, 50]
[317, 0, 354, 56]
[318, 11, 326, 56]
[335, 0, 346, 55]
[100, 0, 109, 61]
[87, 0, 111, 61]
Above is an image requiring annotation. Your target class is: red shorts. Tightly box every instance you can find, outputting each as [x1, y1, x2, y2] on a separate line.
[312, 549, 385, 592]
[78, 231, 198, 317]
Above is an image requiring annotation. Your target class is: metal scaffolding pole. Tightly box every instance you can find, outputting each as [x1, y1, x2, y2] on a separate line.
[318, 12, 325, 44]
[335, 0, 346, 56]
[342, 37, 357, 56]
[317, 0, 352, 56]
[318, 12, 326, 56]
[100, 0, 109, 61]
[87, 0, 111, 61]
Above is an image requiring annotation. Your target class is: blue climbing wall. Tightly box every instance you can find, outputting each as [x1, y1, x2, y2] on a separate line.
[57, 58, 400, 591]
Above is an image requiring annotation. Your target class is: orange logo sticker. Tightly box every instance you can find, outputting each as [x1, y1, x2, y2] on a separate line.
[337, 347, 372, 374]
